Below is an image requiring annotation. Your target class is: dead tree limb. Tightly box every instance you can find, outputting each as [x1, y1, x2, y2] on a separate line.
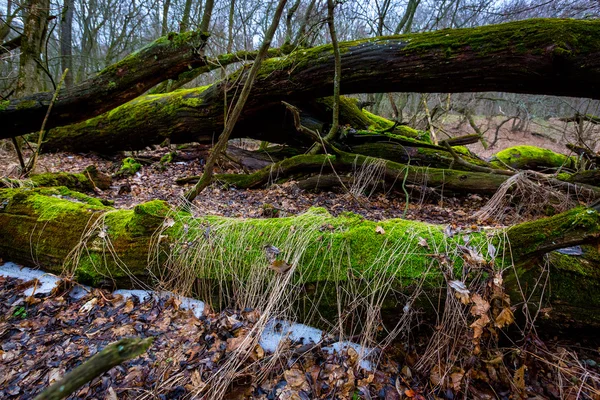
[34, 337, 153, 400]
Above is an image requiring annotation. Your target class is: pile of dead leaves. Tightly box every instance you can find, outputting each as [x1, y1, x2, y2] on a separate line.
[1, 273, 599, 399]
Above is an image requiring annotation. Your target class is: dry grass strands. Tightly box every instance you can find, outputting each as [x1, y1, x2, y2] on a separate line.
[474, 171, 582, 224]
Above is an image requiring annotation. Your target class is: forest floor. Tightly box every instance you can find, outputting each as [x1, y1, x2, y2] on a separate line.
[1, 119, 600, 399]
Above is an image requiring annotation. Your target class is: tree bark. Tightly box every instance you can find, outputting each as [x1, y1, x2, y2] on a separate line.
[35, 18, 600, 153]
[17, 0, 50, 96]
[2, 30, 209, 138]
[2, 187, 600, 326]
[60, 0, 74, 88]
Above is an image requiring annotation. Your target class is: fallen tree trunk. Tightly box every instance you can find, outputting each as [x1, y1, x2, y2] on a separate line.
[40, 18, 600, 153]
[180, 151, 600, 200]
[1, 30, 209, 138]
[1, 166, 112, 193]
[1, 186, 600, 326]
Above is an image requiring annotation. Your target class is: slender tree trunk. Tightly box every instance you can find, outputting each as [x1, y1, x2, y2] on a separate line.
[180, 0, 193, 32]
[320, 0, 341, 143]
[199, 0, 215, 32]
[60, 0, 74, 88]
[185, 0, 289, 202]
[293, 0, 316, 46]
[161, 0, 171, 36]
[221, 0, 236, 79]
[285, 0, 301, 45]
[395, 0, 420, 34]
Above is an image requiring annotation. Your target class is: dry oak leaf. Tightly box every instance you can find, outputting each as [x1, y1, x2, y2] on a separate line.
[470, 313, 491, 339]
[494, 307, 515, 328]
[470, 293, 490, 317]
[284, 368, 310, 391]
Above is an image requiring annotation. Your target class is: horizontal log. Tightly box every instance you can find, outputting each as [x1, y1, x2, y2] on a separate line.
[42, 18, 600, 153]
[1, 166, 112, 193]
[1, 187, 600, 326]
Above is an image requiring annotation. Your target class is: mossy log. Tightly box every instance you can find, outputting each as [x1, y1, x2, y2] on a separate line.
[490, 145, 576, 171]
[40, 18, 600, 153]
[1, 166, 112, 193]
[1, 187, 600, 325]
[1, 30, 209, 138]
[208, 153, 511, 194]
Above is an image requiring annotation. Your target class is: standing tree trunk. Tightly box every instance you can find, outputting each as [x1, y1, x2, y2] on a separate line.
[60, 0, 74, 88]
[180, 0, 193, 31]
[199, 0, 215, 32]
[161, 0, 171, 36]
[17, 0, 50, 96]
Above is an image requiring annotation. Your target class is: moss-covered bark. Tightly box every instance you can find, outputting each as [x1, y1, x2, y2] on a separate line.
[491, 145, 576, 171]
[1, 166, 111, 192]
[212, 152, 509, 194]
[41, 18, 600, 153]
[1, 187, 600, 325]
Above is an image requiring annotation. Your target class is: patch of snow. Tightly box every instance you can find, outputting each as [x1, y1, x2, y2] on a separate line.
[259, 319, 324, 353]
[556, 246, 583, 256]
[0, 262, 61, 296]
[112, 289, 154, 301]
[177, 296, 205, 318]
[323, 341, 377, 371]
[112, 290, 206, 318]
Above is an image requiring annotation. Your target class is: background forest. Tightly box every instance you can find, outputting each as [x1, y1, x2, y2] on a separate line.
[2, 1, 600, 399]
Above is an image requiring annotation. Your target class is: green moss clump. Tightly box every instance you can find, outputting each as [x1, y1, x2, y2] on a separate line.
[16, 100, 37, 110]
[160, 152, 174, 164]
[362, 109, 395, 130]
[0, 100, 9, 111]
[491, 145, 575, 170]
[117, 157, 141, 177]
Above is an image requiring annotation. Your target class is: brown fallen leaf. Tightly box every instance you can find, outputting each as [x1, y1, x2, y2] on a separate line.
[470, 314, 491, 339]
[470, 294, 490, 317]
[269, 259, 292, 274]
[284, 368, 310, 391]
[375, 225, 385, 234]
[494, 307, 514, 328]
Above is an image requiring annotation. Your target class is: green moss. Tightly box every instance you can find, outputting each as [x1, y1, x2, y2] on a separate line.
[162, 206, 476, 285]
[20, 187, 107, 221]
[160, 152, 174, 164]
[16, 100, 37, 110]
[117, 157, 141, 177]
[108, 81, 117, 89]
[0, 100, 9, 111]
[557, 172, 572, 181]
[491, 145, 574, 170]
[362, 109, 395, 130]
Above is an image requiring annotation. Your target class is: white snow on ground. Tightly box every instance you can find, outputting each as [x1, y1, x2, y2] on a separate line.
[0, 262, 206, 318]
[259, 319, 324, 353]
[0, 262, 62, 296]
[1, 262, 373, 369]
[176, 296, 205, 318]
[112, 289, 154, 301]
